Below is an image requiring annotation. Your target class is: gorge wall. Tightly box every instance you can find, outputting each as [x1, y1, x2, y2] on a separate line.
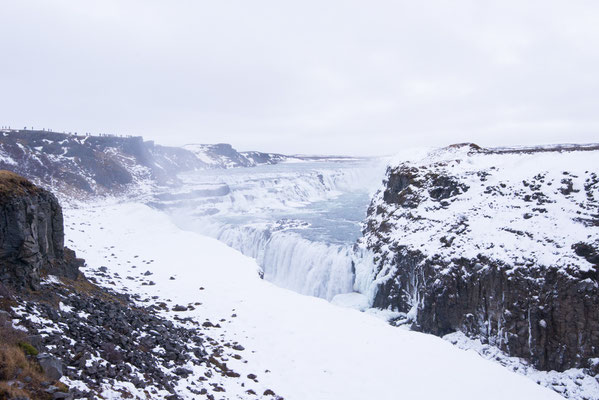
[363, 144, 599, 372]
[0, 129, 294, 196]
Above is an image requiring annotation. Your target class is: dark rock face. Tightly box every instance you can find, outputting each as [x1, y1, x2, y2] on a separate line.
[381, 166, 468, 208]
[0, 171, 83, 290]
[382, 166, 422, 208]
[372, 247, 599, 372]
[573, 242, 599, 266]
[363, 144, 599, 373]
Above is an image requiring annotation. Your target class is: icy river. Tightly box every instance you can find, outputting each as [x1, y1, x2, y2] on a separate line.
[153, 159, 384, 302]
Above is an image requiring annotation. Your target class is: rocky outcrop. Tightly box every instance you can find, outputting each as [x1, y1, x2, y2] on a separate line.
[363, 143, 599, 372]
[0, 171, 83, 291]
[0, 171, 264, 399]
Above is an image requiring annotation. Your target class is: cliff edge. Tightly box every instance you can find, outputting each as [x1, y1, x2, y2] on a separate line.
[363, 144, 599, 373]
[0, 170, 83, 291]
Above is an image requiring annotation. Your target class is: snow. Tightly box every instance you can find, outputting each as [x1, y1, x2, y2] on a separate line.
[183, 143, 246, 168]
[59, 302, 74, 313]
[366, 146, 599, 275]
[42, 275, 62, 285]
[330, 292, 370, 311]
[0, 148, 17, 165]
[445, 332, 599, 399]
[64, 201, 562, 400]
[183, 144, 224, 166]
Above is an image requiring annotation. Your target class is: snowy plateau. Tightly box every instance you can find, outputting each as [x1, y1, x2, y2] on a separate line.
[0, 130, 597, 400]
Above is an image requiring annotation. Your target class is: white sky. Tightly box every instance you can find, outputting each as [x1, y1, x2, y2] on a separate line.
[1, 0, 598, 155]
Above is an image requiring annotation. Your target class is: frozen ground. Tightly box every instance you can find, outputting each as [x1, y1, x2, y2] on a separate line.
[63, 201, 561, 400]
[445, 332, 599, 399]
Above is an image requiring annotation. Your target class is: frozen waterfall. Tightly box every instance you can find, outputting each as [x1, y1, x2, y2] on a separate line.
[161, 160, 383, 303]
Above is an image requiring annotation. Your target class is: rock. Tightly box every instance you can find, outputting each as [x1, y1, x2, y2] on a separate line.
[53, 392, 73, 400]
[0, 171, 83, 291]
[0, 282, 12, 299]
[26, 334, 44, 349]
[173, 367, 192, 377]
[364, 146, 599, 372]
[573, 242, 599, 266]
[0, 309, 12, 321]
[37, 353, 64, 381]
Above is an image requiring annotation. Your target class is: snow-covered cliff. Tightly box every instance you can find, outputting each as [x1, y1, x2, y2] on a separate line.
[363, 143, 599, 372]
[0, 129, 298, 197]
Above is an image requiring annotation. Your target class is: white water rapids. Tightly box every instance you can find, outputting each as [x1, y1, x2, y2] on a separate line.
[155, 160, 383, 304]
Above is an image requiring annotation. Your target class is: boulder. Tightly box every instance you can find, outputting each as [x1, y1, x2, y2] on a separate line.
[37, 353, 64, 381]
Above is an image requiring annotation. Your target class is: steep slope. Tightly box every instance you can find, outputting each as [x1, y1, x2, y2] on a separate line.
[0, 129, 297, 197]
[362, 143, 599, 373]
[0, 129, 184, 195]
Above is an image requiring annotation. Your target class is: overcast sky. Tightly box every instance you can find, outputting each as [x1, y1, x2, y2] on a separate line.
[1, 1, 598, 155]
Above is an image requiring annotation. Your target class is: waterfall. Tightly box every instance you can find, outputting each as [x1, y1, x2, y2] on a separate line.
[165, 160, 384, 303]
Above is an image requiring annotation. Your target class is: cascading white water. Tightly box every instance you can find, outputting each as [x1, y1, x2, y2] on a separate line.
[163, 160, 383, 304]
[195, 221, 360, 300]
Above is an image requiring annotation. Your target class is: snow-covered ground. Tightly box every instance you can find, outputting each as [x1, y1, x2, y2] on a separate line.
[64, 201, 562, 399]
[445, 332, 599, 399]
